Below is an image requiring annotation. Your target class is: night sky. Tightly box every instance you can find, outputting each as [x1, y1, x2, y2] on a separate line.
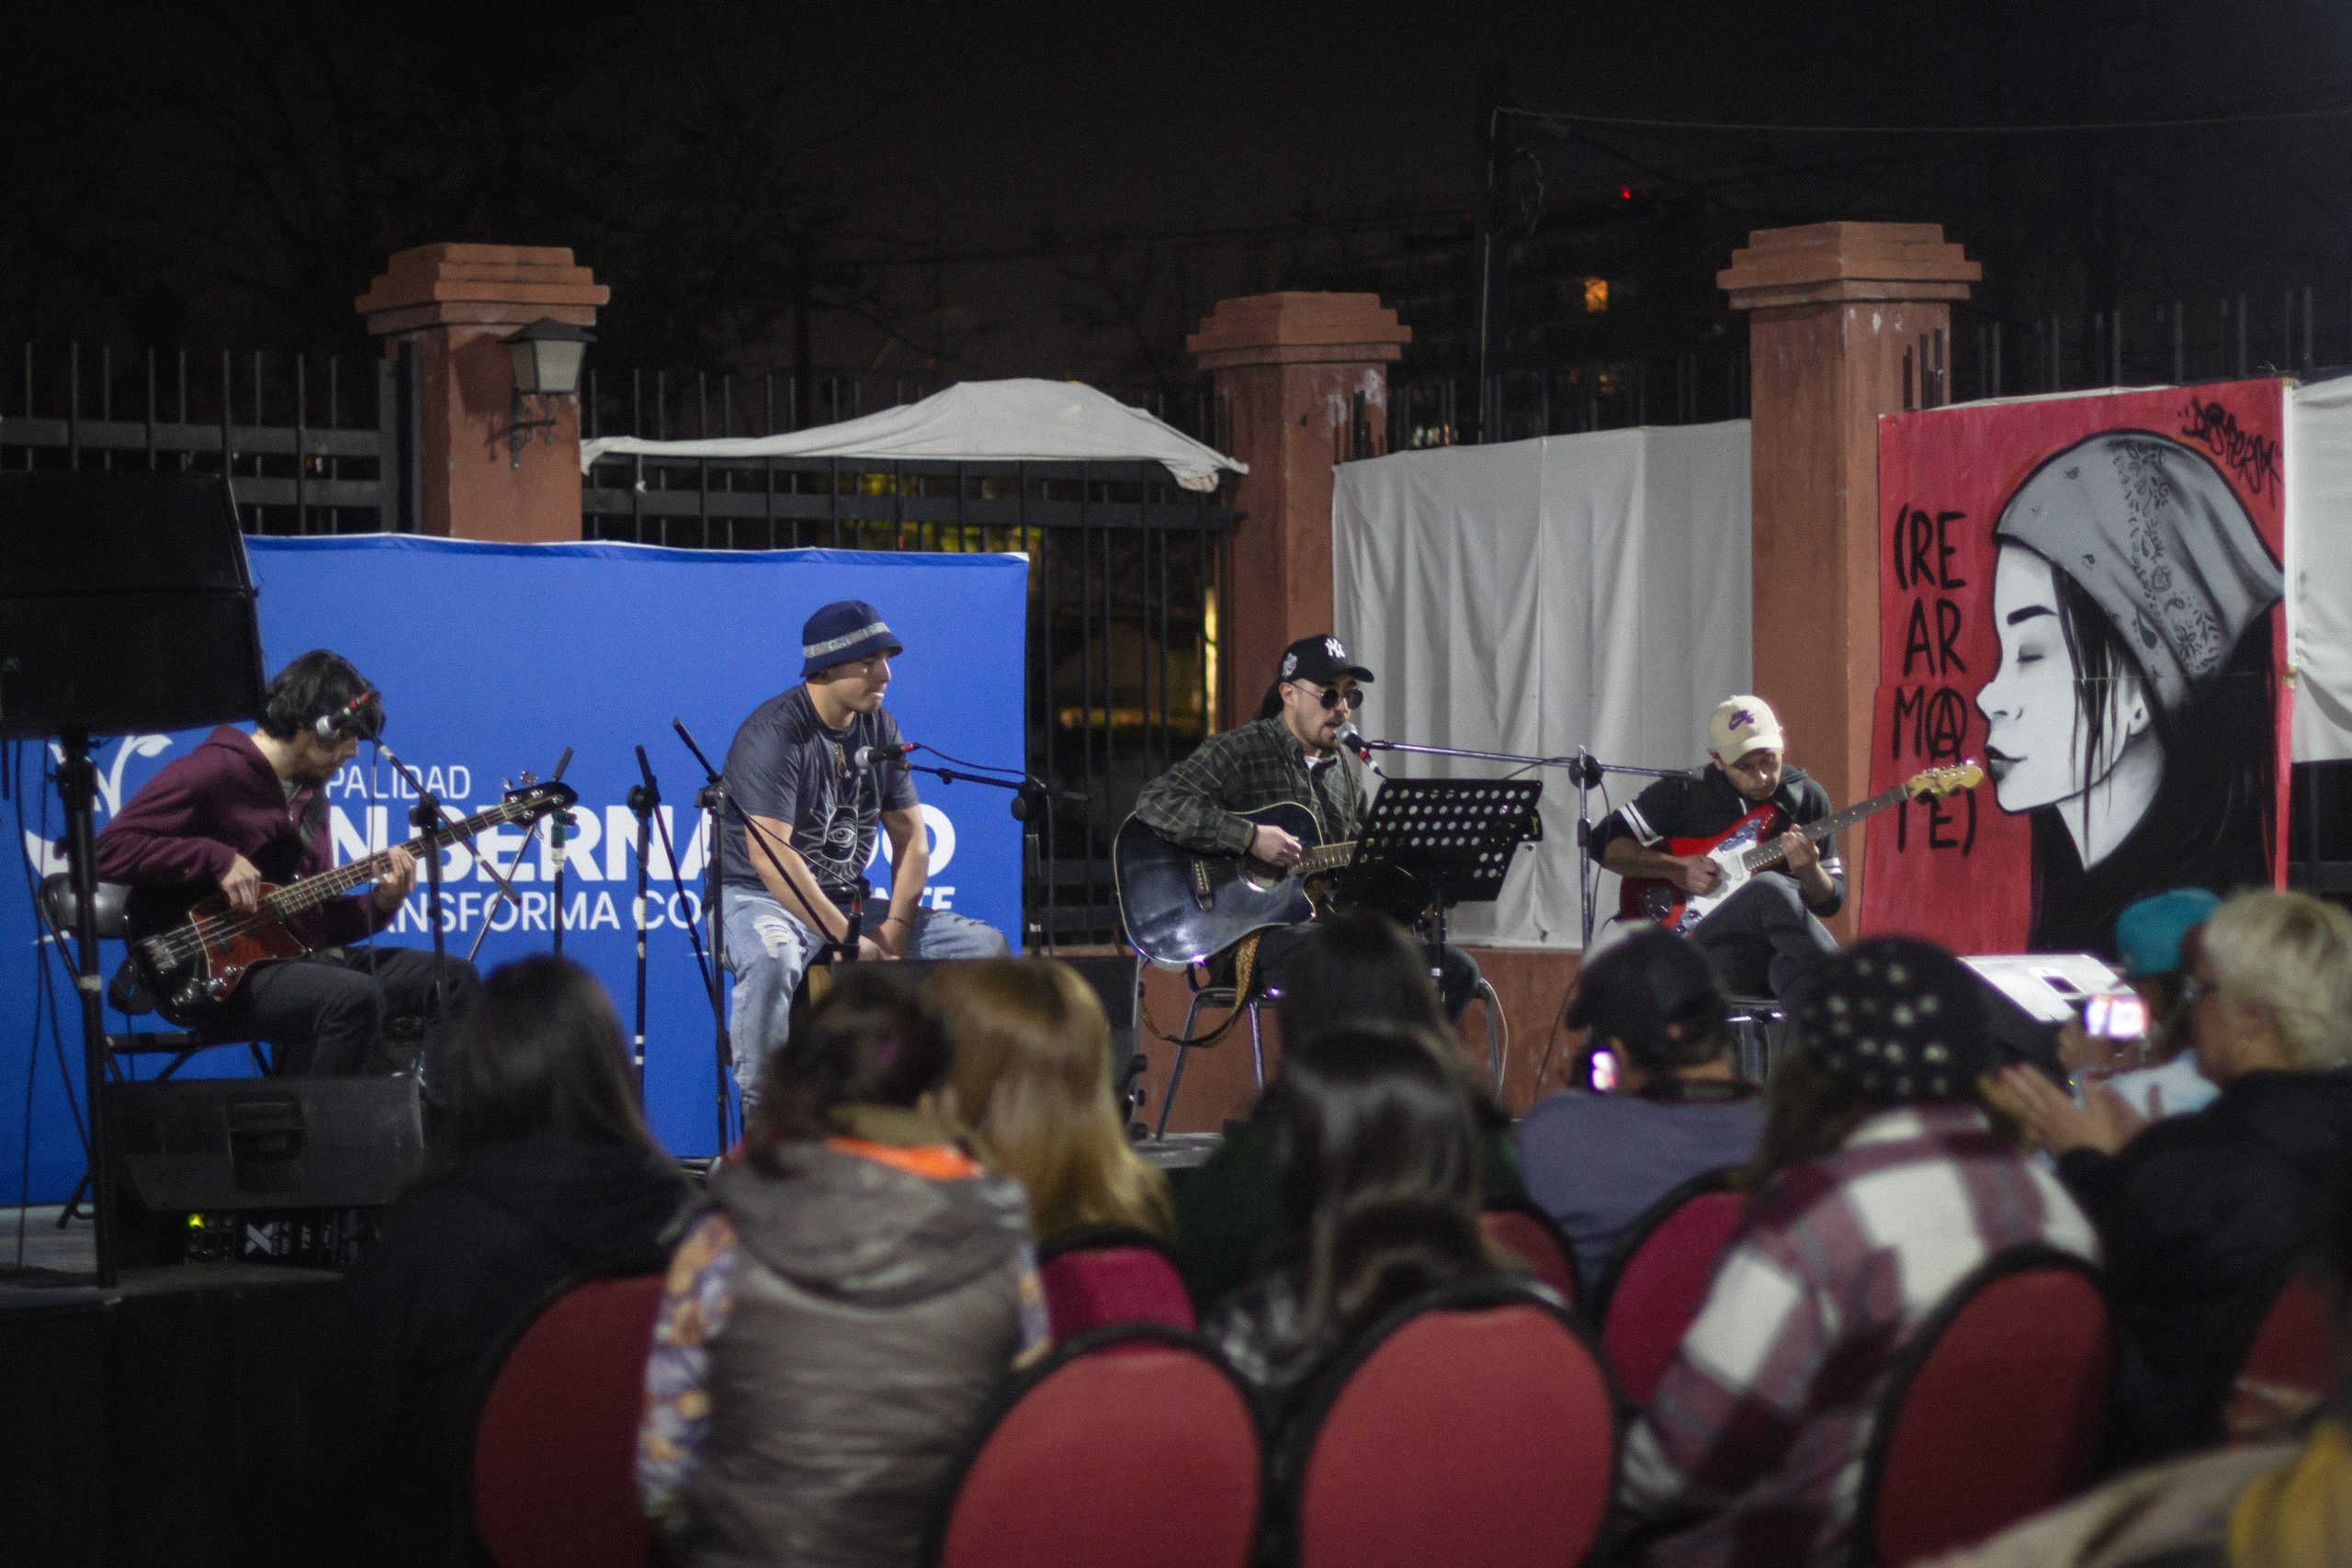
[5, 1, 2350, 386]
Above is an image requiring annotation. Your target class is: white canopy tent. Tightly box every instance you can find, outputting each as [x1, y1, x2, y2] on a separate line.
[579, 378, 1245, 492]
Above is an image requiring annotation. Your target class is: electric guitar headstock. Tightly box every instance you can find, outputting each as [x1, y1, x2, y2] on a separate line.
[1903, 760, 1984, 800]
[503, 779, 580, 817]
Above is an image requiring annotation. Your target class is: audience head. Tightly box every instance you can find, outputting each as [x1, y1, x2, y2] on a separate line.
[750, 968, 950, 1152]
[1752, 937, 2000, 1186]
[2192, 889, 2352, 1080]
[928, 958, 1171, 1241]
[1272, 910, 1449, 1058]
[1566, 929, 1728, 1083]
[2114, 887, 2222, 1061]
[441, 954, 657, 1160]
[1270, 1021, 1500, 1357]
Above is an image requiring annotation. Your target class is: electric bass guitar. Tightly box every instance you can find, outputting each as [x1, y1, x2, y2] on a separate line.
[128, 780, 577, 1024]
[1618, 762, 1982, 933]
[1114, 803, 1356, 970]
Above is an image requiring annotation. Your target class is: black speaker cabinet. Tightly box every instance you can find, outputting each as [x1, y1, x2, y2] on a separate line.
[106, 1077, 424, 1261]
[0, 471, 263, 738]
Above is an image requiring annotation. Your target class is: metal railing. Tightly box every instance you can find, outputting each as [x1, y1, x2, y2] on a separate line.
[582, 390, 1236, 945]
[0, 342, 417, 533]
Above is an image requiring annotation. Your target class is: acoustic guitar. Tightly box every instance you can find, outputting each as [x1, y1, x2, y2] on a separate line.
[1114, 802, 1356, 970]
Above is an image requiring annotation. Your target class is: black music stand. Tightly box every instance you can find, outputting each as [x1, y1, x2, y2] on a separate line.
[0, 472, 266, 1289]
[1333, 777, 1544, 977]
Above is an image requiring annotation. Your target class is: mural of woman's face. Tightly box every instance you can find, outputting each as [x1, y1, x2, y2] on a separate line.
[1975, 545, 2154, 813]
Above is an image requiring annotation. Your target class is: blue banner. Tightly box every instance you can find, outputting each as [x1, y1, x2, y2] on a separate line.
[4, 536, 1028, 1199]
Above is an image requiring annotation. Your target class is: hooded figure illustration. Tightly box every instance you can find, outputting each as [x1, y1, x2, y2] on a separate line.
[1974, 430, 2282, 953]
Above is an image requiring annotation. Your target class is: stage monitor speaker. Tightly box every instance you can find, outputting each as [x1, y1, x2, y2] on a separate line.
[107, 1077, 424, 1216]
[0, 471, 263, 738]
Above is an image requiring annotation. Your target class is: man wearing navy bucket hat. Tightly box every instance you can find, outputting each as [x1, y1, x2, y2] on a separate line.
[717, 600, 1010, 1107]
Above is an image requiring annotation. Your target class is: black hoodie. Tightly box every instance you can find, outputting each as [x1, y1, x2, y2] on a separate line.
[309, 1139, 694, 1567]
[2057, 1069, 2352, 1462]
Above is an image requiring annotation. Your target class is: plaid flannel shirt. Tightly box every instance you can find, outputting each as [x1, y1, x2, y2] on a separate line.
[1619, 1104, 2098, 1568]
[1131, 716, 1366, 857]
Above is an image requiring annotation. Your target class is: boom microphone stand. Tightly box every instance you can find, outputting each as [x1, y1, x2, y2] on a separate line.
[633, 747, 728, 1147]
[462, 746, 572, 967]
[627, 748, 657, 1094]
[375, 742, 529, 1023]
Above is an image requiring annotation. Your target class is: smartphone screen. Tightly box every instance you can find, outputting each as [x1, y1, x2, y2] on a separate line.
[2083, 994, 2148, 1040]
[1586, 1046, 1619, 1094]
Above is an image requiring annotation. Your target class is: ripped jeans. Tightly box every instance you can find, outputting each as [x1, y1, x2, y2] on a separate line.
[721, 886, 1011, 1108]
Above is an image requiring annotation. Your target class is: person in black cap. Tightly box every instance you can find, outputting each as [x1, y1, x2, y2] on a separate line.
[718, 599, 1010, 1108]
[1132, 633, 1480, 1016]
[1514, 928, 1764, 1287]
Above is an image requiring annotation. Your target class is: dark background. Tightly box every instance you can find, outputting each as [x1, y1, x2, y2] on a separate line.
[6, 1, 2351, 392]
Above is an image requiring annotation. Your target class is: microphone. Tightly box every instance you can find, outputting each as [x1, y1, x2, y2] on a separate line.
[314, 689, 381, 742]
[1337, 725, 1373, 761]
[854, 740, 917, 770]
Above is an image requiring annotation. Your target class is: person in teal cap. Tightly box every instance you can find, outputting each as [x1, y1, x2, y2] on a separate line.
[2082, 886, 2225, 1119]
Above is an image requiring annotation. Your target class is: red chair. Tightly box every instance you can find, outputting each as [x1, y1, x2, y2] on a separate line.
[1480, 1201, 1582, 1309]
[1036, 1224, 1197, 1339]
[1283, 1279, 1620, 1568]
[925, 1324, 1261, 1568]
[473, 1272, 664, 1568]
[2236, 1268, 2339, 1403]
[1593, 1168, 1746, 1404]
[1855, 1247, 2113, 1568]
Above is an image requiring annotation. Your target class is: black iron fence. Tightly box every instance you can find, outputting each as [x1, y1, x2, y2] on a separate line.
[1380, 343, 1753, 452]
[582, 378, 1236, 945]
[0, 342, 418, 533]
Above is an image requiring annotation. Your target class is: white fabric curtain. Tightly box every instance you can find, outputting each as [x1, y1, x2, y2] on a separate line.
[1332, 422, 1753, 948]
[2286, 376, 2352, 761]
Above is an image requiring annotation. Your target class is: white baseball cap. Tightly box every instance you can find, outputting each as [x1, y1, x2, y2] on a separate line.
[1707, 695, 1784, 762]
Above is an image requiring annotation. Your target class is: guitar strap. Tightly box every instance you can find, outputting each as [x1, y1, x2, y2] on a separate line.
[1145, 931, 1268, 1050]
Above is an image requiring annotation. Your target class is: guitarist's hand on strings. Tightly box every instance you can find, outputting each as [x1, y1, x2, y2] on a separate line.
[1250, 824, 1306, 870]
[1668, 855, 1723, 896]
[370, 846, 419, 914]
[220, 854, 265, 911]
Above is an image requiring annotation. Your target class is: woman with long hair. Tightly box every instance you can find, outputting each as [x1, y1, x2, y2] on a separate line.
[928, 958, 1172, 1245]
[1974, 430, 2282, 953]
[313, 955, 690, 1568]
[1171, 910, 1523, 1311]
[1622, 938, 2096, 1567]
[1203, 1021, 1510, 1408]
[637, 969, 1046, 1567]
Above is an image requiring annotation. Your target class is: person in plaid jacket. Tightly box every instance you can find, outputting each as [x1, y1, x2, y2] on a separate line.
[1620, 937, 2098, 1568]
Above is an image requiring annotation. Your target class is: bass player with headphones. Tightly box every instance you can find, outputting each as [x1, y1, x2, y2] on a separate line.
[1128, 633, 1481, 1017]
[1589, 694, 1843, 1001]
[94, 649, 479, 1077]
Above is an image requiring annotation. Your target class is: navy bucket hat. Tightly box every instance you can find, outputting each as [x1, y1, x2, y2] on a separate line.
[800, 600, 903, 678]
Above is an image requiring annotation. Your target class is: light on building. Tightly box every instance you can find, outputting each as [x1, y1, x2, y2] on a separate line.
[1583, 278, 1611, 313]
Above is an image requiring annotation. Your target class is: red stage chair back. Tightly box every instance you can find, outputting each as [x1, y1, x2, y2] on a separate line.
[1035, 1224, 1197, 1339]
[1285, 1280, 1619, 1568]
[2237, 1269, 2339, 1404]
[1479, 1202, 1581, 1309]
[1596, 1169, 1746, 1404]
[1858, 1247, 2112, 1568]
[925, 1324, 1261, 1568]
[473, 1271, 664, 1568]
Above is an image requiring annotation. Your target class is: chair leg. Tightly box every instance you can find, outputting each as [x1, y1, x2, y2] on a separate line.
[1155, 990, 1210, 1139]
[1246, 1004, 1264, 1088]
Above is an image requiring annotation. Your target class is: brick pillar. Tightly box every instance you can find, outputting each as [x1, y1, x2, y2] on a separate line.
[1721, 223, 1978, 936]
[1188, 292, 1409, 724]
[356, 243, 607, 542]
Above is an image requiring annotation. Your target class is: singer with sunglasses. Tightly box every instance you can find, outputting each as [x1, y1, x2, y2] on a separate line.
[94, 649, 480, 1077]
[1133, 634, 1481, 1018]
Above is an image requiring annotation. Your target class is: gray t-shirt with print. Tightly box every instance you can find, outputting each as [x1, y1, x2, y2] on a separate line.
[718, 685, 919, 906]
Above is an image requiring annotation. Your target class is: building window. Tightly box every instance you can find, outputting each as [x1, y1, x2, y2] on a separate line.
[1583, 277, 1610, 314]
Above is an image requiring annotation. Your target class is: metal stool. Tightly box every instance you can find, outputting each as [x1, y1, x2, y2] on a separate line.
[1152, 969, 1267, 1139]
[1464, 976, 1507, 1098]
[1724, 994, 1788, 1082]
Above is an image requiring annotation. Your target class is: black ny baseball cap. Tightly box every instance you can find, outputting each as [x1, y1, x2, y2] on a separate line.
[1278, 633, 1375, 687]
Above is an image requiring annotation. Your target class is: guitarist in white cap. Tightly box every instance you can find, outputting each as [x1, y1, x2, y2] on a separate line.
[1589, 695, 1842, 999]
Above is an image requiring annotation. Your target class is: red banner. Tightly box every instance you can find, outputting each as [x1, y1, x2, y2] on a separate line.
[1862, 380, 2288, 955]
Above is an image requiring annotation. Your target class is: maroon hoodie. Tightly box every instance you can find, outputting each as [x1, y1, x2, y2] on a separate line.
[95, 725, 387, 949]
